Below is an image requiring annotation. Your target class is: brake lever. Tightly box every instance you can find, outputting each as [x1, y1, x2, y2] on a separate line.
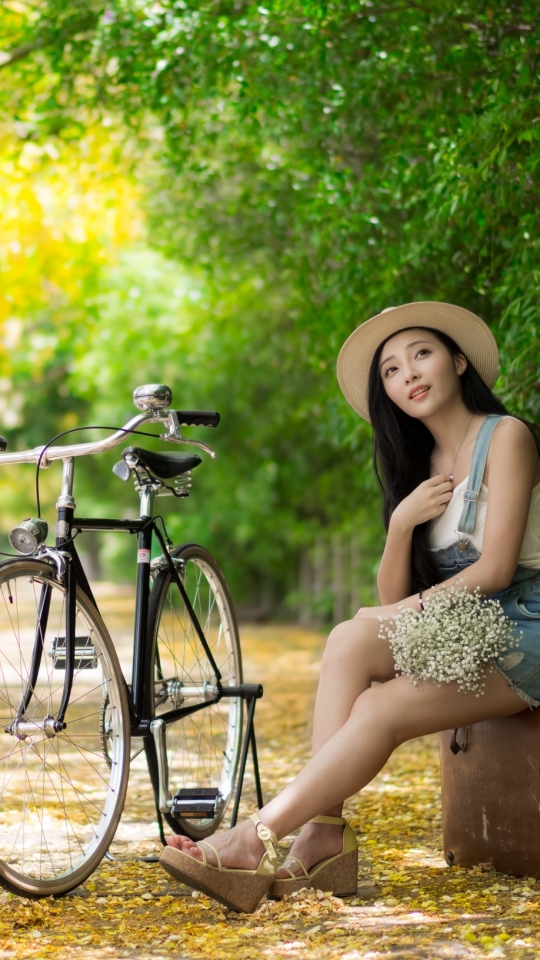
[160, 410, 216, 459]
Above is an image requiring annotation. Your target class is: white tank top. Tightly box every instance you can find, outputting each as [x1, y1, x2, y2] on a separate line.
[429, 475, 540, 567]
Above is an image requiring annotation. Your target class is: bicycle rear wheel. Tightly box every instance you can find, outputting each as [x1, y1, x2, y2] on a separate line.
[148, 544, 242, 839]
[0, 559, 130, 897]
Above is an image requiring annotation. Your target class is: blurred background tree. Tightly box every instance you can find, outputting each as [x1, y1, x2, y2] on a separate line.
[0, 0, 539, 616]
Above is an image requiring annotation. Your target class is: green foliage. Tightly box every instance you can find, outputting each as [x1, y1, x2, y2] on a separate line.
[7, 0, 539, 405]
[67, 249, 375, 605]
[1, 0, 540, 609]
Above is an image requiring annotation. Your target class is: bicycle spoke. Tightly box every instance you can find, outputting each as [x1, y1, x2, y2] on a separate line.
[151, 549, 242, 838]
[0, 562, 128, 893]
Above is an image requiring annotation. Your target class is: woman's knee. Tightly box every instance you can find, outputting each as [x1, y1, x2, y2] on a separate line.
[350, 683, 404, 748]
[322, 618, 392, 677]
[327, 618, 360, 643]
[324, 619, 368, 658]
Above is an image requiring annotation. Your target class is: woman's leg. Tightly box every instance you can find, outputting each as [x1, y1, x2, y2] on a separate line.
[169, 616, 395, 866]
[311, 617, 396, 756]
[276, 617, 395, 874]
[171, 645, 526, 870]
[264, 668, 526, 839]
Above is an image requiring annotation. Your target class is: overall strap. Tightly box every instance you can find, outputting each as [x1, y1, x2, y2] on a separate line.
[457, 415, 506, 536]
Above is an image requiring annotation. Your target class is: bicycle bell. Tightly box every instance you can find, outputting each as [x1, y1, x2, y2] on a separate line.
[9, 518, 49, 554]
[133, 384, 172, 411]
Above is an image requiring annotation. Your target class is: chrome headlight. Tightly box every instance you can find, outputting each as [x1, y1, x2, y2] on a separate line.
[8, 518, 49, 555]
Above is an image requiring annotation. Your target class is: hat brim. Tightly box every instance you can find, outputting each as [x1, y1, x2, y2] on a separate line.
[336, 301, 499, 423]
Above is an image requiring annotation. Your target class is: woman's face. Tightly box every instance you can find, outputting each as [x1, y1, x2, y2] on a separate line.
[379, 328, 467, 419]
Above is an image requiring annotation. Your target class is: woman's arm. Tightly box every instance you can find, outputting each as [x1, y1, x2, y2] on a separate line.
[377, 515, 413, 603]
[421, 418, 539, 599]
[363, 418, 540, 618]
[377, 474, 453, 604]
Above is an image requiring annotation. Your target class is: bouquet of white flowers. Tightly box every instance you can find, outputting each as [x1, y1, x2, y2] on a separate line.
[379, 582, 520, 694]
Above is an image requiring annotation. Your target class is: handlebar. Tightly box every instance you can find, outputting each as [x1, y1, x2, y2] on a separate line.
[175, 411, 220, 428]
[0, 412, 157, 467]
[0, 406, 220, 468]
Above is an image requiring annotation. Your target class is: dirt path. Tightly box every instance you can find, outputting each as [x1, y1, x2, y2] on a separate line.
[0, 617, 538, 959]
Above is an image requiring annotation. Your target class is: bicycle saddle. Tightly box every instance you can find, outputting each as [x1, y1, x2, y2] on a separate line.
[119, 446, 202, 480]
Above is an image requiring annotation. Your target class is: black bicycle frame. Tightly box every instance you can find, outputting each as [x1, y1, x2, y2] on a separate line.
[50, 506, 224, 734]
[13, 475, 264, 836]
[16, 583, 52, 718]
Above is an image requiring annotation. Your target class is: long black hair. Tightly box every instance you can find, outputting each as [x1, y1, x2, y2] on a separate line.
[368, 327, 511, 593]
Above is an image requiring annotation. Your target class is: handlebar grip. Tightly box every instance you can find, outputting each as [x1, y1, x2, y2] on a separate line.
[174, 410, 220, 428]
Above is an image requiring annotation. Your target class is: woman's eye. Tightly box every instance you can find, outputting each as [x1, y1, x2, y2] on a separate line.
[416, 349, 430, 358]
[384, 365, 397, 377]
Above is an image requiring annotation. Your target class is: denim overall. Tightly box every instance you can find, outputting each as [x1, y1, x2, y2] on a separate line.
[431, 415, 540, 707]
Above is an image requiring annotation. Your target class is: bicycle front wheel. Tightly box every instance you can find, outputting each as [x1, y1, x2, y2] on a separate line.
[149, 544, 243, 839]
[0, 560, 130, 897]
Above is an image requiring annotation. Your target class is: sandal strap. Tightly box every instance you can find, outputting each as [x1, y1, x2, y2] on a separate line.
[280, 855, 309, 879]
[249, 813, 278, 867]
[309, 815, 346, 825]
[198, 839, 222, 870]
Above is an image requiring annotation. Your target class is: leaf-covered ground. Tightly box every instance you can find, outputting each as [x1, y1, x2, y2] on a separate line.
[1, 616, 539, 960]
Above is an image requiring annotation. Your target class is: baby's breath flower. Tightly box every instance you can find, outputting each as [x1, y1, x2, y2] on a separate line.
[379, 582, 520, 694]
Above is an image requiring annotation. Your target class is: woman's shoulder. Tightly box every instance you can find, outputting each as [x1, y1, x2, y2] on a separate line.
[492, 416, 536, 449]
[487, 416, 539, 479]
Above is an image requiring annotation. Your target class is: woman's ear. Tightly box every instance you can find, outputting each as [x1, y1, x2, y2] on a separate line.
[455, 353, 468, 376]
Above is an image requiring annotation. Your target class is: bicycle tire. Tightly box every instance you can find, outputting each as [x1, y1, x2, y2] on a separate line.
[148, 544, 243, 839]
[0, 559, 130, 897]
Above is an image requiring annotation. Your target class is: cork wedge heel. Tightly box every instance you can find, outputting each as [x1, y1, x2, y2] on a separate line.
[269, 815, 358, 899]
[160, 813, 278, 914]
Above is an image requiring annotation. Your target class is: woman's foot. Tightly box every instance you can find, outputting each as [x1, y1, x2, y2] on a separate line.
[166, 817, 266, 870]
[161, 814, 279, 914]
[275, 821, 344, 878]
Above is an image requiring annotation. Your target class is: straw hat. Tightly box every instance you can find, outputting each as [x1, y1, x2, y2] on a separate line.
[336, 301, 499, 423]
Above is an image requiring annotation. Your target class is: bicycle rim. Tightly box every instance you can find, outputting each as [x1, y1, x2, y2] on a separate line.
[149, 544, 242, 839]
[0, 560, 130, 896]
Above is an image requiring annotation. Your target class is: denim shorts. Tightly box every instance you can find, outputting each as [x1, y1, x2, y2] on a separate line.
[432, 542, 540, 707]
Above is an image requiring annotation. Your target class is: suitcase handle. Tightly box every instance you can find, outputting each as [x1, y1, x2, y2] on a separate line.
[450, 727, 469, 754]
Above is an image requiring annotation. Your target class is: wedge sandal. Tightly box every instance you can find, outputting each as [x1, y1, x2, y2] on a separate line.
[159, 812, 278, 914]
[268, 815, 358, 899]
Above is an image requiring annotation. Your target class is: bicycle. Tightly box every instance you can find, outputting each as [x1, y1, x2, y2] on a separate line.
[0, 383, 262, 898]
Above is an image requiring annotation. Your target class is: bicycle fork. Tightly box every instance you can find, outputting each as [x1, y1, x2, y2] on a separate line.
[54, 458, 78, 726]
[9, 583, 55, 739]
[8, 568, 73, 738]
[10, 459, 77, 737]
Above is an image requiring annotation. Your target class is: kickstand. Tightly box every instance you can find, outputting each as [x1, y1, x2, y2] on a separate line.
[230, 685, 264, 827]
[155, 797, 167, 846]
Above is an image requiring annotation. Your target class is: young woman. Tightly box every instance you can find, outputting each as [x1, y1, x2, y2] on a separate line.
[160, 301, 540, 914]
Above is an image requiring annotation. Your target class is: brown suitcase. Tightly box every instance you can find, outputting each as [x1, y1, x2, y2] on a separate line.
[439, 708, 540, 877]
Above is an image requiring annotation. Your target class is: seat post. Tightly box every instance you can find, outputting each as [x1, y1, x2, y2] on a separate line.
[139, 485, 155, 519]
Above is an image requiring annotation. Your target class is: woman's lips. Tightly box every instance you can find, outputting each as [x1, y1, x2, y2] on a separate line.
[409, 386, 430, 400]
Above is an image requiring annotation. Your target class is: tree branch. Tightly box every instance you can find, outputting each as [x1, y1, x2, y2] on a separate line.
[0, 8, 99, 70]
[0, 37, 45, 69]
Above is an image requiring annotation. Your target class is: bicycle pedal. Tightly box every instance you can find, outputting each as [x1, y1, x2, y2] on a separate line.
[170, 787, 223, 820]
[49, 636, 98, 670]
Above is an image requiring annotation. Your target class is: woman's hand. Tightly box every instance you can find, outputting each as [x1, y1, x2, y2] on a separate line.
[391, 474, 453, 531]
